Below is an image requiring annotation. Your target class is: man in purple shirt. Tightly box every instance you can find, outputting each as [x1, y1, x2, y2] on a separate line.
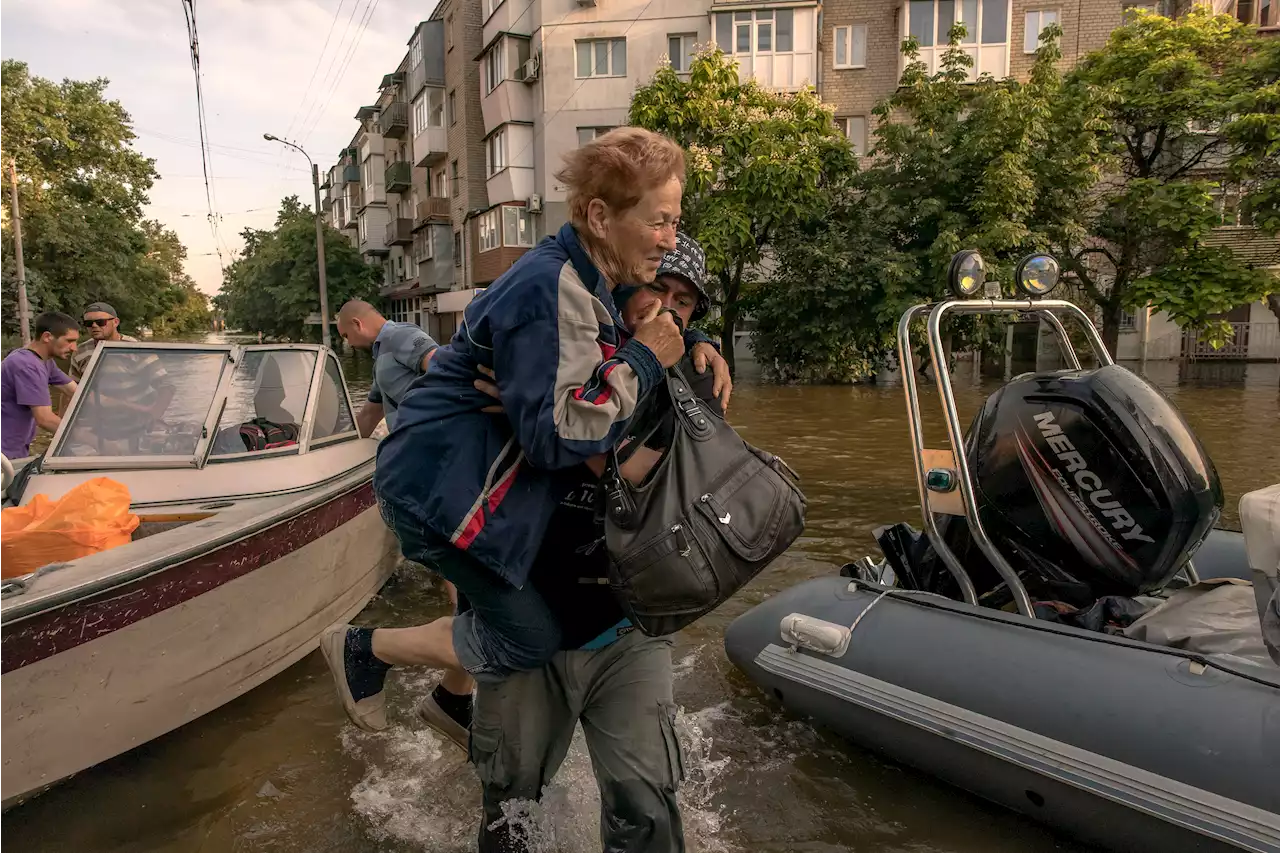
[1, 312, 80, 459]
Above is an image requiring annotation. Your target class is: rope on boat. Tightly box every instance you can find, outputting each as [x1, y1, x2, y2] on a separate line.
[848, 587, 952, 636]
[0, 562, 72, 599]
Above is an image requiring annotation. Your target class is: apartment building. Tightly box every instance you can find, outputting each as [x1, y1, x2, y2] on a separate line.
[478, 0, 822, 243]
[819, 0, 1132, 154]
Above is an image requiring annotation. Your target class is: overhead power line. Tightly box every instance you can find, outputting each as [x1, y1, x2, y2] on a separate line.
[299, 0, 382, 147]
[180, 0, 229, 274]
[280, 0, 350, 147]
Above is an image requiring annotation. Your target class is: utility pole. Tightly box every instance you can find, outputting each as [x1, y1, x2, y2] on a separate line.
[310, 162, 331, 351]
[263, 134, 332, 349]
[8, 160, 32, 345]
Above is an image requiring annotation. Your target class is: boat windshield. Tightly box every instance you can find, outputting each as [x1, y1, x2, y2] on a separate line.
[209, 350, 317, 457]
[51, 347, 229, 462]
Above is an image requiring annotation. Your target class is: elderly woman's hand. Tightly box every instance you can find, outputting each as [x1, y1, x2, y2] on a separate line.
[691, 342, 732, 414]
[474, 365, 503, 414]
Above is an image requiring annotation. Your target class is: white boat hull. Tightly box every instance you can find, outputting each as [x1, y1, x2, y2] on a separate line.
[1, 483, 398, 806]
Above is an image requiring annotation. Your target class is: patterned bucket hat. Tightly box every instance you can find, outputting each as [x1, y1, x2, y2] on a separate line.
[657, 232, 710, 322]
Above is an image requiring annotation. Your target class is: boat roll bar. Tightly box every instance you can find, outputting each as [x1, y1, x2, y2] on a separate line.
[896, 251, 1115, 618]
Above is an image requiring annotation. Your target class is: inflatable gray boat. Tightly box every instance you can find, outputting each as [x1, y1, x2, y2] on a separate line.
[725, 253, 1280, 853]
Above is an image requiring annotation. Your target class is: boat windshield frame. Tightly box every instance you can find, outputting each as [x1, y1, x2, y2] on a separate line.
[42, 341, 360, 472]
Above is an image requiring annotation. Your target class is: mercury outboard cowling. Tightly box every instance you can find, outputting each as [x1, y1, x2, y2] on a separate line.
[874, 365, 1224, 605]
[954, 364, 1223, 602]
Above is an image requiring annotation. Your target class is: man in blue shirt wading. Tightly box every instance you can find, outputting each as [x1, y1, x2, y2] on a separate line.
[335, 299, 439, 437]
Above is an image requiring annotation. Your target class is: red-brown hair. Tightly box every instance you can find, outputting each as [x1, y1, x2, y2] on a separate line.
[555, 127, 685, 228]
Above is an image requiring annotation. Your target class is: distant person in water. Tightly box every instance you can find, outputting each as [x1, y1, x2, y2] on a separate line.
[1, 312, 79, 459]
[335, 299, 439, 438]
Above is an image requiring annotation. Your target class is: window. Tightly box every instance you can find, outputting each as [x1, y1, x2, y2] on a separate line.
[436, 167, 449, 198]
[576, 126, 616, 146]
[1024, 10, 1059, 53]
[668, 34, 697, 72]
[450, 160, 459, 197]
[313, 355, 356, 442]
[446, 13, 455, 51]
[429, 89, 445, 127]
[503, 206, 533, 247]
[486, 128, 507, 176]
[482, 0, 504, 18]
[575, 38, 627, 78]
[904, 0, 1008, 78]
[413, 96, 428, 135]
[835, 116, 868, 156]
[1118, 309, 1137, 330]
[448, 90, 457, 125]
[715, 10, 794, 55]
[359, 214, 368, 242]
[362, 159, 373, 188]
[1212, 187, 1253, 227]
[411, 35, 423, 69]
[454, 230, 463, 267]
[833, 24, 867, 68]
[414, 230, 433, 262]
[478, 209, 501, 252]
[484, 41, 505, 94]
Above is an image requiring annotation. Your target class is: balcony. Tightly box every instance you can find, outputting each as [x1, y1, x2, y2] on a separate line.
[342, 163, 360, 183]
[381, 101, 409, 139]
[413, 123, 448, 167]
[385, 160, 411, 194]
[414, 196, 451, 229]
[385, 217, 414, 246]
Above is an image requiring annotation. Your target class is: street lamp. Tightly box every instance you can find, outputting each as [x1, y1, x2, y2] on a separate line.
[264, 133, 332, 350]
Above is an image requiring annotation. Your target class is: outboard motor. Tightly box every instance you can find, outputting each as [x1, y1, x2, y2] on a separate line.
[956, 364, 1223, 602]
[876, 251, 1225, 615]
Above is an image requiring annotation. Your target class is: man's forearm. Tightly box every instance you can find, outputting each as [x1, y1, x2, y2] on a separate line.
[356, 403, 385, 438]
[34, 412, 61, 433]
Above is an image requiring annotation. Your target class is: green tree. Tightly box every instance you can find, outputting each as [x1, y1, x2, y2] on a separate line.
[1062, 8, 1276, 349]
[0, 59, 205, 336]
[749, 196, 916, 382]
[750, 24, 1101, 379]
[858, 24, 1106, 353]
[216, 197, 379, 341]
[629, 47, 859, 374]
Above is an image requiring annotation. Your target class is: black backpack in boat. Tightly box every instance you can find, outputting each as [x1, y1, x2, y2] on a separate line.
[237, 418, 300, 451]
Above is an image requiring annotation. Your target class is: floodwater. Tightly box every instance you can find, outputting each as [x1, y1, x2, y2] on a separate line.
[5, 344, 1279, 852]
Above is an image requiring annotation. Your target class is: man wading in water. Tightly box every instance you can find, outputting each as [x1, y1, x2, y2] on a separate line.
[320, 129, 729, 744]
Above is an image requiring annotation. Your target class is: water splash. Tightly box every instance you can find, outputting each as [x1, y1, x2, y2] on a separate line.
[344, 687, 735, 852]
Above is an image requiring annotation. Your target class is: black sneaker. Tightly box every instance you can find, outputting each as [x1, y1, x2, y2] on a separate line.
[319, 624, 390, 732]
[415, 685, 472, 752]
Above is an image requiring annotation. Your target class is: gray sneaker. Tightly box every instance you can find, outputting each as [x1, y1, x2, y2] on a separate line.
[415, 693, 470, 752]
[319, 624, 389, 732]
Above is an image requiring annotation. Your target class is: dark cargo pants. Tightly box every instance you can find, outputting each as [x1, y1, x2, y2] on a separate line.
[469, 631, 686, 853]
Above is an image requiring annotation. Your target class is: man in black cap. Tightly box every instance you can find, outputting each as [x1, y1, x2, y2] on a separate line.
[68, 302, 137, 382]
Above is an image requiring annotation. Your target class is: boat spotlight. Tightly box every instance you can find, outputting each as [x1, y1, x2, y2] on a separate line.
[948, 250, 985, 298]
[1015, 253, 1061, 298]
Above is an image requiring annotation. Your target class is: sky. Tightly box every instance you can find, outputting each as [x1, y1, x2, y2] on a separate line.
[2, 0, 436, 296]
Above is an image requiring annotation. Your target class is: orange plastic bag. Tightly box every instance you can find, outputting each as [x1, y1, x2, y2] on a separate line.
[1, 477, 140, 579]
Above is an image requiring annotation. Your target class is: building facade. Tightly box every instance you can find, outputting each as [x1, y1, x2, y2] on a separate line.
[320, 0, 1275, 353]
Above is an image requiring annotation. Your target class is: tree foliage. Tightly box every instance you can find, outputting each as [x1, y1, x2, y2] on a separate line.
[1061, 8, 1276, 348]
[751, 11, 1276, 375]
[1, 59, 206, 336]
[629, 47, 858, 373]
[215, 197, 379, 341]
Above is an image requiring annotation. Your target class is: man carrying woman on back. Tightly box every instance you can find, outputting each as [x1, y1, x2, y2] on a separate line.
[320, 128, 730, 741]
